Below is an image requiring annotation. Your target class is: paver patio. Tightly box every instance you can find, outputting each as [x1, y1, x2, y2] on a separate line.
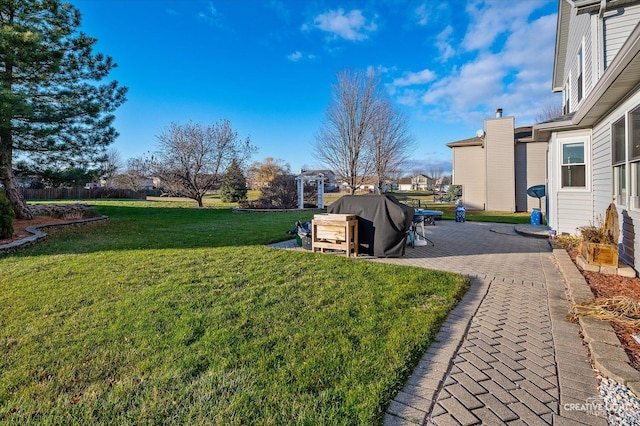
[375, 220, 608, 425]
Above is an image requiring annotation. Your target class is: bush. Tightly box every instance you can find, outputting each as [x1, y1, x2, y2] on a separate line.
[0, 190, 15, 239]
[260, 174, 297, 209]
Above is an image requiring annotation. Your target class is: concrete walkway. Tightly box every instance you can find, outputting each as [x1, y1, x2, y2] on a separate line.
[374, 221, 608, 425]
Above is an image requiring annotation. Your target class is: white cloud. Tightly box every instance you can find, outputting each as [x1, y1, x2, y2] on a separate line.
[198, 2, 223, 27]
[287, 51, 316, 62]
[393, 69, 437, 87]
[462, 0, 543, 52]
[392, 1, 558, 126]
[312, 9, 377, 41]
[436, 26, 455, 62]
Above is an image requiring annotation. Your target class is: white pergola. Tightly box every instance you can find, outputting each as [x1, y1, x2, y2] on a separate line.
[295, 173, 325, 209]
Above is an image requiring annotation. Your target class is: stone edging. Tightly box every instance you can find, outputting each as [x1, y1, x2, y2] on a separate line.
[0, 216, 109, 254]
[553, 248, 640, 396]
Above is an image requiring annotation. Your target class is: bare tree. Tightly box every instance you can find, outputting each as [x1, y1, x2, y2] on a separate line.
[112, 156, 152, 191]
[370, 100, 415, 193]
[102, 149, 123, 187]
[536, 103, 564, 123]
[315, 70, 381, 194]
[152, 120, 255, 207]
[429, 167, 444, 192]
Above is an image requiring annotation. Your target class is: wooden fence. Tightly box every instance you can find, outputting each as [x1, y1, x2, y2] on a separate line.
[19, 188, 156, 201]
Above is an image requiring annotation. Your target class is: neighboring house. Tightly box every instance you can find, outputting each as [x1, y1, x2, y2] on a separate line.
[398, 177, 413, 191]
[412, 174, 430, 191]
[532, 0, 640, 269]
[447, 110, 547, 211]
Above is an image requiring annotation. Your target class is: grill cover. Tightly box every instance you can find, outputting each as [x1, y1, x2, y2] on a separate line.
[327, 195, 413, 257]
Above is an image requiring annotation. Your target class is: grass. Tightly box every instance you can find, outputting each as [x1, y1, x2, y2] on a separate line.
[0, 200, 469, 424]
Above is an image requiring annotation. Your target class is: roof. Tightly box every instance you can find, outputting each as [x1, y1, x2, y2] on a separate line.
[535, 19, 640, 140]
[446, 126, 535, 148]
[574, 0, 640, 15]
[446, 136, 483, 148]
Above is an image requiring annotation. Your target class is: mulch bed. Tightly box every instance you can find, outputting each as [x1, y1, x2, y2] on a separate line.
[568, 248, 640, 372]
[0, 217, 69, 246]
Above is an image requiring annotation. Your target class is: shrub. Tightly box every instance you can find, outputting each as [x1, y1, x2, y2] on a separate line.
[0, 190, 15, 239]
[260, 174, 297, 209]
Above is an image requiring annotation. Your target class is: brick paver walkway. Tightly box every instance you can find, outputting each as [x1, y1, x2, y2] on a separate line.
[376, 221, 607, 425]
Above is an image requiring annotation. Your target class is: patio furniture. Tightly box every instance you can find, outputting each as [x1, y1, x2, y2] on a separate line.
[328, 195, 413, 257]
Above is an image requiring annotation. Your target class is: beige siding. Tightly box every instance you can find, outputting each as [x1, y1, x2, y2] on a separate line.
[604, 5, 640, 69]
[515, 142, 547, 212]
[485, 117, 515, 211]
[452, 146, 485, 210]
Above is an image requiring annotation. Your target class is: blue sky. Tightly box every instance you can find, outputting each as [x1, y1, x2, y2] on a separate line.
[70, 0, 560, 175]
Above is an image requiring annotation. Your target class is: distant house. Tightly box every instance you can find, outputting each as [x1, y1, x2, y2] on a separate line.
[398, 177, 413, 191]
[447, 109, 547, 212]
[411, 174, 430, 191]
[298, 169, 337, 192]
[532, 0, 640, 270]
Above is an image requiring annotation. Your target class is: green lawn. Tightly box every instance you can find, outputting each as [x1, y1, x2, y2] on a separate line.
[0, 200, 469, 425]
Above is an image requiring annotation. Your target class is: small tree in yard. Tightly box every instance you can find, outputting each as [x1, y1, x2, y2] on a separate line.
[152, 120, 255, 207]
[220, 159, 247, 202]
[0, 0, 127, 219]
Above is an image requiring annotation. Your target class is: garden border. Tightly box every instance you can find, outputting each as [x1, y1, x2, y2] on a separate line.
[0, 216, 108, 255]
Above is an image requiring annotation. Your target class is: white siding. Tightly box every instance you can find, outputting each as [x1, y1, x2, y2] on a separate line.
[603, 5, 640, 69]
[565, 9, 592, 110]
[591, 124, 612, 216]
[551, 130, 594, 235]
[485, 117, 515, 211]
[452, 145, 485, 210]
[557, 192, 594, 235]
[591, 91, 640, 269]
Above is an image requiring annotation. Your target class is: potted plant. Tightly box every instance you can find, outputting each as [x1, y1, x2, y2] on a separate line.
[578, 203, 619, 267]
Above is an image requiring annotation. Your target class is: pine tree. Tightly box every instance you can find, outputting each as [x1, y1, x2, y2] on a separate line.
[0, 1, 127, 219]
[220, 159, 248, 203]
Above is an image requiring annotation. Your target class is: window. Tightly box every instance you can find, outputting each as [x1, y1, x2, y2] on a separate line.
[630, 106, 640, 209]
[563, 79, 571, 115]
[577, 45, 584, 103]
[613, 106, 640, 209]
[561, 142, 586, 187]
[613, 117, 626, 204]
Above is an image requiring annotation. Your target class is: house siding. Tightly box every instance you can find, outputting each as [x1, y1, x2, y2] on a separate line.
[515, 142, 547, 212]
[591, 123, 612, 217]
[592, 90, 640, 267]
[549, 129, 594, 235]
[565, 8, 592, 110]
[485, 117, 515, 211]
[452, 145, 485, 210]
[604, 5, 640, 69]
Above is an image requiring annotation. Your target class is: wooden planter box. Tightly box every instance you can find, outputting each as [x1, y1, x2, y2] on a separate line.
[580, 241, 619, 267]
[312, 214, 358, 257]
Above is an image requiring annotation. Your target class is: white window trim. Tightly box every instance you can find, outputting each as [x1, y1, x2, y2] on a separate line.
[558, 132, 591, 193]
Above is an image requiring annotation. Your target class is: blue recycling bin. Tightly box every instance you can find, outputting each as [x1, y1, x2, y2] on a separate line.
[530, 208, 541, 225]
[455, 206, 466, 222]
